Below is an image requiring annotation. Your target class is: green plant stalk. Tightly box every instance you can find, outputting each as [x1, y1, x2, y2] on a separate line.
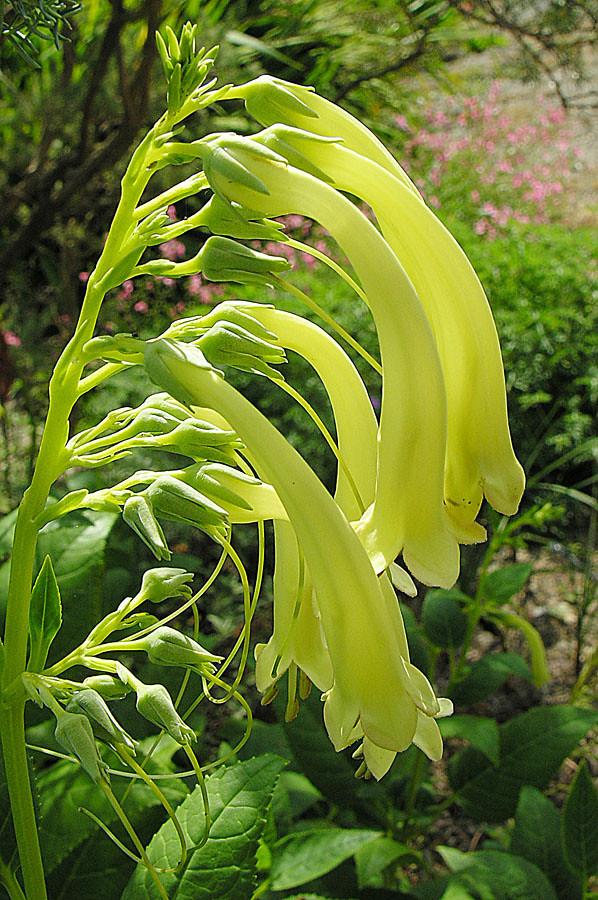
[0, 126, 159, 899]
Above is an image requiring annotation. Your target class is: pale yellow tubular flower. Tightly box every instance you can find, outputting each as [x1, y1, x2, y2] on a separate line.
[228, 74, 421, 199]
[144, 339, 427, 761]
[256, 128, 525, 534]
[247, 305, 377, 520]
[254, 520, 333, 696]
[197, 138, 459, 587]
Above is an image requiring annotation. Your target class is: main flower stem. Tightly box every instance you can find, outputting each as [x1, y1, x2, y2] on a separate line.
[0, 126, 156, 897]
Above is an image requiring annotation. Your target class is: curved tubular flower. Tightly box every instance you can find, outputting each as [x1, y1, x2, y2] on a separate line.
[228, 75, 420, 199]
[256, 127, 525, 535]
[254, 519, 333, 698]
[144, 338, 447, 770]
[195, 137, 458, 587]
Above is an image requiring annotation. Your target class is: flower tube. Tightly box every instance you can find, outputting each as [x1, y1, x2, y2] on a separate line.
[255, 126, 525, 534]
[144, 338, 450, 769]
[190, 136, 459, 587]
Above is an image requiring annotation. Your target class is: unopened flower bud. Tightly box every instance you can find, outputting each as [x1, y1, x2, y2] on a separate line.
[123, 494, 171, 560]
[139, 626, 221, 673]
[134, 681, 196, 745]
[54, 711, 105, 783]
[82, 674, 131, 700]
[145, 474, 228, 531]
[138, 567, 194, 604]
[67, 689, 136, 751]
[201, 235, 290, 285]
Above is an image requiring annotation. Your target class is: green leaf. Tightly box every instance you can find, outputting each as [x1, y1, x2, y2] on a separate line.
[511, 786, 582, 900]
[440, 848, 558, 899]
[451, 652, 532, 705]
[439, 715, 500, 765]
[480, 563, 533, 604]
[562, 760, 598, 878]
[422, 590, 468, 648]
[123, 754, 285, 899]
[270, 827, 381, 891]
[354, 835, 418, 889]
[449, 706, 598, 822]
[37, 511, 118, 662]
[27, 555, 62, 672]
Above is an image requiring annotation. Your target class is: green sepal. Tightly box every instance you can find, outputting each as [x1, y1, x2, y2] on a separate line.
[257, 125, 338, 183]
[144, 339, 217, 408]
[200, 194, 283, 241]
[235, 74, 319, 125]
[155, 30, 173, 77]
[138, 566, 194, 604]
[199, 320, 286, 379]
[137, 625, 221, 672]
[82, 674, 132, 700]
[200, 235, 290, 285]
[66, 689, 136, 751]
[122, 494, 171, 560]
[167, 63, 182, 114]
[54, 711, 106, 784]
[145, 474, 228, 531]
[184, 462, 259, 511]
[133, 680, 196, 745]
[27, 555, 62, 673]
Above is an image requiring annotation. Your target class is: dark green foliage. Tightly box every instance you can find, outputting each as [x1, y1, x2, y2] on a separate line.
[511, 786, 583, 899]
[448, 706, 598, 821]
[422, 590, 468, 648]
[27, 556, 62, 673]
[562, 760, 598, 879]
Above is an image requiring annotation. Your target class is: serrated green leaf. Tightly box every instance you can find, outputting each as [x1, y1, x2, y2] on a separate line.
[451, 652, 532, 705]
[270, 827, 381, 891]
[511, 786, 582, 900]
[562, 760, 598, 878]
[442, 848, 557, 899]
[449, 706, 598, 822]
[123, 754, 285, 899]
[439, 715, 500, 766]
[28, 555, 62, 672]
[480, 563, 533, 604]
[354, 835, 418, 889]
[422, 590, 468, 648]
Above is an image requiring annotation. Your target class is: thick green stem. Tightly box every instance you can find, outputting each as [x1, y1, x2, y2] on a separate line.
[0, 123, 158, 899]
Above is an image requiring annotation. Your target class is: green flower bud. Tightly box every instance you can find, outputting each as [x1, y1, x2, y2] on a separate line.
[199, 320, 286, 379]
[67, 689, 136, 751]
[123, 494, 171, 560]
[139, 625, 221, 673]
[200, 133, 285, 201]
[138, 567, 194, 604]
[54, 711, 105, 783]
[185, 462, 258, 511]
[82, 674, 131, 700]
[201, 235, 290, 286]
[145, 474, 228, 532]
[165, 419, 242, 464]
[134, 681, 196, 745]
[234, 75, 319, 125]
[200, 195, 283, 241]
